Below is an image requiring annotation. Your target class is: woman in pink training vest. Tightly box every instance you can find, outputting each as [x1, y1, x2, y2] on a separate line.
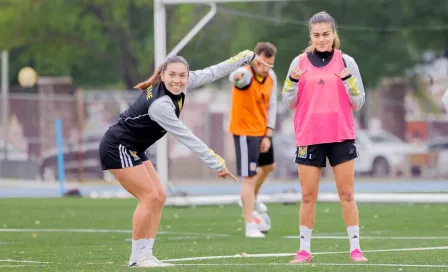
[282, 11, 367, 263]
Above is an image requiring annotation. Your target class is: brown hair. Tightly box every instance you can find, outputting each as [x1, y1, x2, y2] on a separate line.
[254, 42, 277, 58]
[134, 56, 189, 91]
[304, 11, 340, 53]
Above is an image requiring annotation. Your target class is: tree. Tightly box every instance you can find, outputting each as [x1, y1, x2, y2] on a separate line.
[1, 0, 447, 91]
[0, 0, 216, 89]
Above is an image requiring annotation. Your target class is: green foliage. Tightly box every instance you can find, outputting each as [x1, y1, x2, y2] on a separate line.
[0, 0, 446, 89]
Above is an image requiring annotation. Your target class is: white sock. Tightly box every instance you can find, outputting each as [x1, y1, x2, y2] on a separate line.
[347, 226, 360, 252]
[299, 226, 313, 252]
[147, 238, 155, 256]
[131, 238, 153, 261]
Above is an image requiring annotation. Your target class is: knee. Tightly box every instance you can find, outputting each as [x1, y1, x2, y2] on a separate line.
[155, 191, 167, 207]
[338, 188, 355, 202]
[140, 190, 159, 209]
[301, 190, 318, 204]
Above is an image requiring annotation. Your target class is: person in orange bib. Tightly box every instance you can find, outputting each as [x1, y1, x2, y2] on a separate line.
[228, 42, 278, 238]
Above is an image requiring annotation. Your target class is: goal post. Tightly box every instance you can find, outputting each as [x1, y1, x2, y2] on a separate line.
[154, 0, 291, 188]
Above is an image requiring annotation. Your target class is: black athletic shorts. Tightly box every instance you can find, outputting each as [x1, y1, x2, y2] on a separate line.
[99, 130, 148, 170]
[233, 135, 275, 177]
[295, 139, 358, 167]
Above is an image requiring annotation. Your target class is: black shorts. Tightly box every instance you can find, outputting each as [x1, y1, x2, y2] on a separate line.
[233, 135, 275, 177]
[295, 140, 357, 167]
[99, 130, 148, 170]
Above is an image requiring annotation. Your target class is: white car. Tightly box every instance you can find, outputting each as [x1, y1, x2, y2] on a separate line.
[426, 137, 448, 177]
[354, 130, 426, 177]
[0, 140, 28, 161]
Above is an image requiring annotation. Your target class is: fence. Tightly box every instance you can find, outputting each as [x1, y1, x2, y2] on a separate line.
[1, 83, 448, 186]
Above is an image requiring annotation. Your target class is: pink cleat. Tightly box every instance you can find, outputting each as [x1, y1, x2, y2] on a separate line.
[350, 249, 368, 262]
[290, 250, 312, 263]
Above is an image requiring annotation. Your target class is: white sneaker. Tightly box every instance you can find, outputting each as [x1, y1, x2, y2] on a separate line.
[128, 255, 174, 268]
[255, 199, 268, 213]
[245, 223, 265, 238]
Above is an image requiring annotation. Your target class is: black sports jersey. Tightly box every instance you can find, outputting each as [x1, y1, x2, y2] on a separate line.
[109, 83, 184, 151]
[100, 49, 257, 172]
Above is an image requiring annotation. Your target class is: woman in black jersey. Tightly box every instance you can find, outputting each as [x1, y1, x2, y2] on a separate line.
[99, 50, 272, 268]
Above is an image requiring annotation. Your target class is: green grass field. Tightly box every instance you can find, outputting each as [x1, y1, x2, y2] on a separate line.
[1, 198, 448, 271]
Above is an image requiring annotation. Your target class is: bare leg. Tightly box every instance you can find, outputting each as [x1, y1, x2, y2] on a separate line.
[254, 163, 276, 198]
[142, 161, 166, 239]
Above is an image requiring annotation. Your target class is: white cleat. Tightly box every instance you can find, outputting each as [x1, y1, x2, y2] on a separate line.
[129, 255, 174, 268]
[245, 227, 265, 238]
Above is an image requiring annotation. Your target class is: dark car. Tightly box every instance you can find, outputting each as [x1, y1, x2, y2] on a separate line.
[39, 133, 156, 182]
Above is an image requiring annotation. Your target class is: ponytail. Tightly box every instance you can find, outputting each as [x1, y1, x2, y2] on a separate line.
[134, 64, 163, 91]
[333, 33, 341, 50]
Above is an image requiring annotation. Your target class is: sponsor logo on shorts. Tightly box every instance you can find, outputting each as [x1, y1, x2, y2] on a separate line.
[297, 146, 307, 159]
[250, 162, 257, 171]
[129, 151, 140, 161]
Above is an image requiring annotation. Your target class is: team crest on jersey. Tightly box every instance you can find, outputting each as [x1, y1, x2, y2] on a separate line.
[297, 146, 308, 159]
[146, 86, 153, 100]
[250, 162, 257, 172]
[129, 151, 140, 161]
[178, 97, 183, 110]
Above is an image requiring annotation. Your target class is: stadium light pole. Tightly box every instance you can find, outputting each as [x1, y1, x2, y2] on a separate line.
[154, 0, 288, 188]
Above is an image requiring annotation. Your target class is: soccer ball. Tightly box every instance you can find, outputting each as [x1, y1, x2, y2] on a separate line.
[253, 211, 271, 233]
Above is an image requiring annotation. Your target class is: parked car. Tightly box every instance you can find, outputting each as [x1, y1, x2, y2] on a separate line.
[272, 134, 298, 178]
[354, 130, 427, 177]
[0, 140, 29, 161]
[0, 140, 41, 180]
[38, 133, 157, 182]
[426, 137, 448, 177]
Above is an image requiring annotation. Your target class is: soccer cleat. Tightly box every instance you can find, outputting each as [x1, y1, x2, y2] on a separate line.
[128, 255, 175, 268]
[245, 225, 265, 238]
[290, 250, 312, 263]
[350, 249, 368, 262]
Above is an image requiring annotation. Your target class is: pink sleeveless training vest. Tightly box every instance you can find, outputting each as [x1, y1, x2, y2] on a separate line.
[293, 49, 355, 146]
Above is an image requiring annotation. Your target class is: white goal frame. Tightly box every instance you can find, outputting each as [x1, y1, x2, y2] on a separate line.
[154, 0, 289, 187]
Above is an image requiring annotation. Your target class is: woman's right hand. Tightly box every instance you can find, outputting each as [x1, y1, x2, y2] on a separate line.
[216, 167, 238, 182]
[290, 68, 307, 80]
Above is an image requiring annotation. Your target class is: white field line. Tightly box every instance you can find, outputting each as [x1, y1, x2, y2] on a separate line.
[0, 228, 228, 237]
[164, 246, 448, 262]
[173, 263, 448, 268]
[0, 260, 50, 264]
[284, 235, 448, 240]
[0, 265, 47, 268]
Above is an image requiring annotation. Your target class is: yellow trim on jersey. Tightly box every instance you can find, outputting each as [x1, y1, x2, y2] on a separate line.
[255, 74, 264, 82]
[207, 148, 225, 168]
[283, 78, 292, 93]
[146, 86, 153, 100]
[226, 50, 252, 64]
[347, 77, 359, 96]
